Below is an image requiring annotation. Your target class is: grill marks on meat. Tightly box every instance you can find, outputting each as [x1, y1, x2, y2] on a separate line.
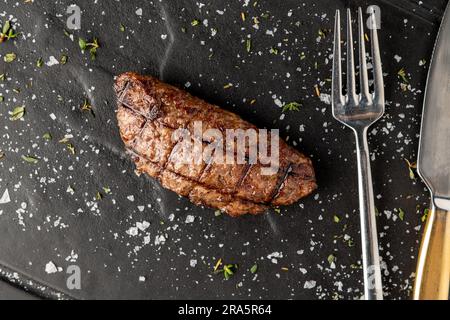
[115, 72, 317, 217]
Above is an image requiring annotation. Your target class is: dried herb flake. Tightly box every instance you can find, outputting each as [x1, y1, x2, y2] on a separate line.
[4, 53, 16, 63]
[43, 132, 52, 141]
[398, 68, 409, 83]
[327, 254, 336, 265]
[405, 159, 417, 180]
[79, 37, 100, 60]
[9, 106, 25, 121]
[22, 155, 39, 164]
[0, 20, 18, 43]
[60, 54, 68, 65]
[398, 208, 405, 221]
[246, 39, 251, 53]
[282, 102, 301, 112]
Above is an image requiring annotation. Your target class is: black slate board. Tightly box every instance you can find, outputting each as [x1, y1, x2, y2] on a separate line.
[0, 279, 39, 300]
[0, 0, 448, 300]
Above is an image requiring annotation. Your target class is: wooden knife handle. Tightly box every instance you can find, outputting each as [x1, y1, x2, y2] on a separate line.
[413, 203, 450, 300]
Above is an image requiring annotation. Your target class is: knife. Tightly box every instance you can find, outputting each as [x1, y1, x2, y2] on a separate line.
[414, 2, 450, 300]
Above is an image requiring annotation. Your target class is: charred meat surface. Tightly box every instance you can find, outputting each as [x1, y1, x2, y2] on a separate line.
[115, 72, 317, 217]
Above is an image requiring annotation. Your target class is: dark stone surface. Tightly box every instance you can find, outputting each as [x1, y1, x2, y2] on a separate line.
[0, 0, 448, 299]
[0, 280, 39, 300]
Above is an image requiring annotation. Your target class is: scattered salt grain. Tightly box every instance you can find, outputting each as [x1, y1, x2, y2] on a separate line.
[46, 56, 59, 66]
[304, 280, 316, 289]
[267, 252, 283, 264]
[319, 93, 331, 105]
[45, 261, 58, 274]
[136, 221, 150, 231]
[0, 189, 10, 204]
[185, 215, 195, 224]
[154, 235, 166, 245]
[126, 226, 139, 236]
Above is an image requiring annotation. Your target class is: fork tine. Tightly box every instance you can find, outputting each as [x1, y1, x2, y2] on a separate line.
[369, 8, 385, 107]
[346, 9, 358, 104]
[358, 8, 372, 103]
[332, 10, 344, 110]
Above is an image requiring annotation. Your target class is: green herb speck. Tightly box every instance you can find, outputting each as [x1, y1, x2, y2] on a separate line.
[22, 155, 39, 164]
[60, 54, 68, 65]
[422, 208, 430, 222]
[223, 264, 237, 280]
[78, 37, 87, 50]
[78, 37, 100, 60]
[327, 254, 336, 265]
[269, 47, 278, 55]
[0, 20, 18, 43]
[4, 53, 16, 63]
[246, 39, 251, 52]
[405, 159, 416, 180]
[81, 98, 95, 116]
[9, 106, 25, 121]
[282, 102, 301, 112]
[43, 133, 52, 141]
[66, 143, 76, 155]
[398, 208, 405, 221]
[398, 68, 409, 83]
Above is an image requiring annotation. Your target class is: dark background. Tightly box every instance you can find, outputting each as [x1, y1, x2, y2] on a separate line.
[0, 0, 448, 300]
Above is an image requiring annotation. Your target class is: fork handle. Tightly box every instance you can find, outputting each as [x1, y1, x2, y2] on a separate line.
[355, 129, 384, 300]
[413, 202, 450, 300]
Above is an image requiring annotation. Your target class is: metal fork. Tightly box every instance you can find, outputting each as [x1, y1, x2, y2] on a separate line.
[332, 8, 385, 300]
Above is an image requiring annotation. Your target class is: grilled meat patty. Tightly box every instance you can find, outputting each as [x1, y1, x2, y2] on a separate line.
[115, 72, 317, 217]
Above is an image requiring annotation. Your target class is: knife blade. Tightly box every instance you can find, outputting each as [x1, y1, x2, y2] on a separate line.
[414, 1, 450, 300]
